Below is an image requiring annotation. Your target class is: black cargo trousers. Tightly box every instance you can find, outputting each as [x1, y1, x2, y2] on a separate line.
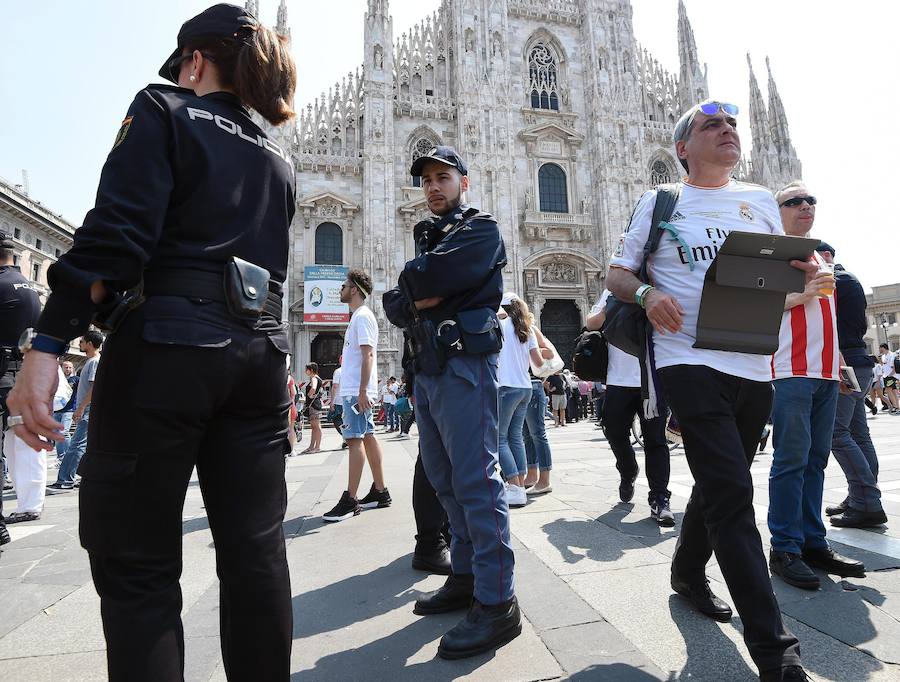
[78, 303, 292, 682]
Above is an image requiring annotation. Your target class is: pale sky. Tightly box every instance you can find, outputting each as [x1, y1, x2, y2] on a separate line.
[3, 1, 897, 290]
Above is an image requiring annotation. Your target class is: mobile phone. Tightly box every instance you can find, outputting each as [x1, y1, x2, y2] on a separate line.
[350, 402, 361, 415]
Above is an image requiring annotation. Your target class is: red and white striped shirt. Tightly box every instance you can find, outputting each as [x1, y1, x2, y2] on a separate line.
[771, 254, 840, 381]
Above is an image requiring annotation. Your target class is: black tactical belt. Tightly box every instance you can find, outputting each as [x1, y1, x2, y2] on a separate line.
[144, 268, 283, 318]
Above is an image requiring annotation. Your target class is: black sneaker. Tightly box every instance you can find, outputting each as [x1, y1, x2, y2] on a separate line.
[358, 483, 392, 510]
[322, 491, 360, 522]
[46, 482, 75, 491]
[650, 493, 675, 527]
[619, 468, 638, 503]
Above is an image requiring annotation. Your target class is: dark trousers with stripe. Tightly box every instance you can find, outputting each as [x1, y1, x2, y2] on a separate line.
[415, 354, 514, 604]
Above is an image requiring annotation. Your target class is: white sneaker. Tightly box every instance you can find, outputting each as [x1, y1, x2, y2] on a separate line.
[506, 484, 527, 508]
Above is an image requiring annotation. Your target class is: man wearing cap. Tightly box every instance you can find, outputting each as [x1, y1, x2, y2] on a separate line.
[767, 183, 866, 591]
[607, 101, 812, 681]
[0, 232, 41, 546]
[383, 146, 519, 659]
[817, 244, 888, 529]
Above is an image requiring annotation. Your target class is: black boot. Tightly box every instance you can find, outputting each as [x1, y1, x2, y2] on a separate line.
[437, 598, 522, 660]
[412, 541, 451, 575]
[825, 498, 849, 517]
[413, 573, 474, 615]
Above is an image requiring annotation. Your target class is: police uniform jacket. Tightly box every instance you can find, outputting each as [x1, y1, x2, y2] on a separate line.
[35, 85, 295, 348]
[383, 205, 506, 329]
[1, 265, 41, 389]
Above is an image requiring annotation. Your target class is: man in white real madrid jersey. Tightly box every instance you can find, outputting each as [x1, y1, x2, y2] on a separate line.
[607, 101, 815, 682]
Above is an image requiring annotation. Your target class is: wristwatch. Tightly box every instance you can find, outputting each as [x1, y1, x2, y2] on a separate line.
[18, 328, 68, 357]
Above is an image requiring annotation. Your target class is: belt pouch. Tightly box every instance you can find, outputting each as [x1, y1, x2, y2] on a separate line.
[455, 308, 502, 355]
[224, 256, 270, 317]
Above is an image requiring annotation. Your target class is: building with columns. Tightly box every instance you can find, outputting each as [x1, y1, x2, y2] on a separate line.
[0, 175, 76, 300]
[252, 0, 802, 378]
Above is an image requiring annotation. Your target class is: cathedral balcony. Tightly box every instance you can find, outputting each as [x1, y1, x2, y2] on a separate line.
[521, 209, 593, 242]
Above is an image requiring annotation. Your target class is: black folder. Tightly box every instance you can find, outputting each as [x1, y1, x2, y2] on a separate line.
[694, 231, 820, 355]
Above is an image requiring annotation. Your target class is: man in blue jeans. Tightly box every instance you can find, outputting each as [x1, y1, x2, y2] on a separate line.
[819, 244, 887, 528]
[53, 361, 78, 464]
[768, 184, 864, 588]
[49, 332, 102, 490]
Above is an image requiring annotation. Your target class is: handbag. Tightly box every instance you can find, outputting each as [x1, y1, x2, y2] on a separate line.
[572, 329, 609, 382]
[395, 396, 412, 416]
[530, 342, 564, 378]
[602, 183, 682, 356]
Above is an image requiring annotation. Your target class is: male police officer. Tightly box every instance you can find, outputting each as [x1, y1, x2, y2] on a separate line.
[384, 146, 519, 659]
[0, 232, 41, 546]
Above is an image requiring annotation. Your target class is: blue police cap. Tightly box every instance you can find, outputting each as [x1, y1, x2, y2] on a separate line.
[158, 3, 259, 83]
[410, 146, 468, 177]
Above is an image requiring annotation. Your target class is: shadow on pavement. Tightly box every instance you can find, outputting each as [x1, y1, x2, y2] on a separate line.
[566, 662, 663, 681]
[292, 615, 490, 682]
[667, 595, 757, 682]
[292, 554, 424, 639]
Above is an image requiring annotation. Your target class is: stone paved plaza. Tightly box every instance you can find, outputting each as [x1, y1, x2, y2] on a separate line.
[2, 411, 899, 681]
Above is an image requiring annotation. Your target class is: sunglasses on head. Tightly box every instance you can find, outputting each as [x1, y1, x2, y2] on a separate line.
[779, 195, 817, 208]
[698, 101, 740, 116]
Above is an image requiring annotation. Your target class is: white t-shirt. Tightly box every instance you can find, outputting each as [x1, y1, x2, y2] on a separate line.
[593, 290, 640, 388]
[383, 380, 398, 404]
[331, 367, 343, 394]
[339, 305, 379, 399]
[883, 352, 897, 379]
[609, 180, 783, 382]
[498, 316, 538, 389]
[771, 251, 840, 381]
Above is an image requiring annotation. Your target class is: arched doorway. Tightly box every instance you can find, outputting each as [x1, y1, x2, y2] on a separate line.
[311, 332, 343, 380]
[540, 299, 581, 370]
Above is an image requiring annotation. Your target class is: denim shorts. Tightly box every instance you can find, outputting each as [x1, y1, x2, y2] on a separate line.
[340, 396, 375, 440]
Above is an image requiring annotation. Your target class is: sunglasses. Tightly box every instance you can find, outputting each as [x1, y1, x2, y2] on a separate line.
[779, 195, 817, 208]
[167, 52, 216, 82]
[698, 101, 740, 116]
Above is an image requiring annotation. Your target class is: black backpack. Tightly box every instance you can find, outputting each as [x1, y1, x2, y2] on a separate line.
[572, 329, 609, 382]
[601, 184, 682, 356]
[894, 353, 900, 375]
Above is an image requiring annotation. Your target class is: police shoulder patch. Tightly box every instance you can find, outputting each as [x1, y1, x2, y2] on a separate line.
[112, 116, 134, 150]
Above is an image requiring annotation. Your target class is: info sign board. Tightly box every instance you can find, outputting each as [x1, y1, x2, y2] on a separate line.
[303, 265, 350, 324]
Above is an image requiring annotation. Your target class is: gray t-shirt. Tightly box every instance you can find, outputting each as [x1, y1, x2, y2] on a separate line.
[76, 356, 99, 410]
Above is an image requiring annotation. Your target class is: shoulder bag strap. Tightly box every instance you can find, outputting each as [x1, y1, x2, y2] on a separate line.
[638, 183, 682, 283]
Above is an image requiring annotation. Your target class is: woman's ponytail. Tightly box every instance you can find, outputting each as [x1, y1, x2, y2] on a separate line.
[187, 25, 296, 126]
[234, 25, 296, 126]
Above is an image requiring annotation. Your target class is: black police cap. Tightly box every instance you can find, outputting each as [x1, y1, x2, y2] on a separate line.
[410, 146, 468, 178]
[158, 3, 259, 83]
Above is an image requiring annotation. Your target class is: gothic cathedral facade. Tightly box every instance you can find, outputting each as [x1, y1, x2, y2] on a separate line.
[252, 0, 802, 378]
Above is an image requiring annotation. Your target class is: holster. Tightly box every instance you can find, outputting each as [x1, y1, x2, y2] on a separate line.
[224, 256, 271, 318]
[92, 285, 145, 333]
[408, 318, 448, 376]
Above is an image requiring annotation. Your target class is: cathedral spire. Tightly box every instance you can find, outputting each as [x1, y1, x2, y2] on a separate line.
[677, 0, 708, 111]
[746, 53, 770, 150]
[276, 0, 290, 36]
[368, 0, 390, 16]
[765, 57, 801, 182]
[245, 0, 259, 19]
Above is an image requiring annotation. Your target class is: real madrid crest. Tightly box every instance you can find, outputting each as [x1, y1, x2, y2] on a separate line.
[739, 203, 754, 223]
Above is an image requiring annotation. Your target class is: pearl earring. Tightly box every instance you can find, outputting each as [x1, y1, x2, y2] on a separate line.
[189, 74, 196, 82]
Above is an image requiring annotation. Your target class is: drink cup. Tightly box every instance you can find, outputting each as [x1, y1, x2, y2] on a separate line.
[817, 262, 835, 297]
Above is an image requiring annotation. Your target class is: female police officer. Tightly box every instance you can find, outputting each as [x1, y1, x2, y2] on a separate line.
[8, 5, 297, 680]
